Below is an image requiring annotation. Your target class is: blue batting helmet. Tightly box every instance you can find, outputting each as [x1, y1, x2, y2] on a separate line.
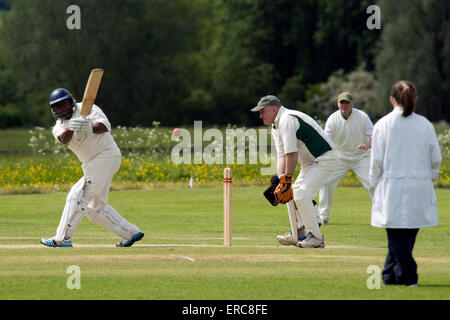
[49, 88, 76, 120]
[49, 88, 74, 106]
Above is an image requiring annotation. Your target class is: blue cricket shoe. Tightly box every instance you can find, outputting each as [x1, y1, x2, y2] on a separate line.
[116, 232, 144, 247]
[40, 238, 73, 248]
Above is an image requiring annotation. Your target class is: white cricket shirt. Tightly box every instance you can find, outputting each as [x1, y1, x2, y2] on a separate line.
[52, 103, 121, 163]
[324, 108, 373, 161]
[272, 106, 336, 166]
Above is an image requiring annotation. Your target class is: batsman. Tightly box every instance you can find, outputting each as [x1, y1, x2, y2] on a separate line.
[253, 95, 338, 248]
[40, 86, 144, 247]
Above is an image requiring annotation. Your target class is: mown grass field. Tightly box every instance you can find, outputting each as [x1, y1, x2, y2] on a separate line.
[0, 187, 449, 300]
[1, 127, 449, 301]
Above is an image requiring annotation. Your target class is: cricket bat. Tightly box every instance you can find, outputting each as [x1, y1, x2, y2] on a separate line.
[80, 68, 104, 116]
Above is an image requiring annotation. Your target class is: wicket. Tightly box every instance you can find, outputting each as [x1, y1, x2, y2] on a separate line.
[223, 167, 232, 246]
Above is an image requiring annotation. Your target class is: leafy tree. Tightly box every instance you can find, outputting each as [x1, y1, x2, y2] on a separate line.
[0, 0, 205, 127]
[309, 64, 377, 120]
[0, 0, 383, 128]
[375, 0, 450, 121]
[208, 0, 380, 125]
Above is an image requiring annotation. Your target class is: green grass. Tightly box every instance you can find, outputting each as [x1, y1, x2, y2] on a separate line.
[0, 187, 449, 300]
[0, 129, 36, 151]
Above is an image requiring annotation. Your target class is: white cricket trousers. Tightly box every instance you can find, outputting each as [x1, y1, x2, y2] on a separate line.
[292, 154, 338, 240]
[82, 154, 121, 208]
[318, 156, 372, 222]
[55, 155, 140, 241]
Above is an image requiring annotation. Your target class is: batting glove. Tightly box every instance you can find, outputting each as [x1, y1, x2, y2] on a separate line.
[69, 117, 90, 132]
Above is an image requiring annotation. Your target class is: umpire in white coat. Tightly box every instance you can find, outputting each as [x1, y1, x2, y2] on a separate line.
[369, 81, 441, 286]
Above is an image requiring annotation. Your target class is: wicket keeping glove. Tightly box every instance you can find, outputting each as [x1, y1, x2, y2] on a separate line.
[274, 174, 293, 204]
[263, 175, 280, 206]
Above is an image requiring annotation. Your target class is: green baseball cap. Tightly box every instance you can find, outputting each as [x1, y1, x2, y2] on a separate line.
[251, 95, 281, 112]
[337, 92, 353, 103]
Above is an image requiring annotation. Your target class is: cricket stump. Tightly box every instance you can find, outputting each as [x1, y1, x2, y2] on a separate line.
[224, 167, 232, 246]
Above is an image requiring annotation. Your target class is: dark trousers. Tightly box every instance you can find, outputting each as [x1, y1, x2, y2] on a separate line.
[382, 228, 419, 286]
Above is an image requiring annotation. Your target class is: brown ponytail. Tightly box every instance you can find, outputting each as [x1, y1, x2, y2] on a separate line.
[390, 81, 416, 117]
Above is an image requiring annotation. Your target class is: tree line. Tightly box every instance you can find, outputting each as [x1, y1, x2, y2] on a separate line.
[0, 0, 448, 129]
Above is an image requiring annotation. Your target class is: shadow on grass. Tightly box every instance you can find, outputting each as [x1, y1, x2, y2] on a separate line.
[418, 284, 450, 288]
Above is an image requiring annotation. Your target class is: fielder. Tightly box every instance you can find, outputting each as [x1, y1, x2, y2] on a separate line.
[253, 95, 338, 248]
[318, 92, 373, 225]
[40, 88, 144, 247]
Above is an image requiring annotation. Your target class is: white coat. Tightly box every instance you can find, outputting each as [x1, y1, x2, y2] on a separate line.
[369, 106, 441, 228]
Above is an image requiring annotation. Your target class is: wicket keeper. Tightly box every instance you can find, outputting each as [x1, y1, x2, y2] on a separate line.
[253, 95, 338, 248]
